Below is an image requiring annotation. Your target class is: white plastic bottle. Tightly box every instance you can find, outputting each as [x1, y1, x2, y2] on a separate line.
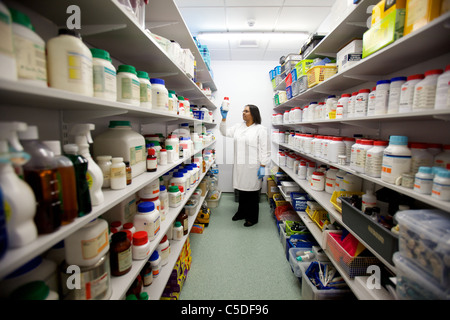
[414, 166, 433, 195]
[350, 139, 362, 170]
[362, 189, 377, 212]
[334, 169, 346, 191]
[431, 170, 450, 201]
[354, 139, 374, 173]
[328, 137, 345, 164]
[116, 65, 140, 105]
[434, 145, 450, 170]
[410, 142, 433, 173]
[10, 8, 47, 87]
[354, 89, 370, 117]
[434, 65, 450, 110]
[347, 92, 358, 118]
[110, 157, 126, 190]
[90, 48, 116, 101]
[168, 90, 178, 114]
[46, 28, 93, 96]
[381, 135, 412, 184]
[96, 155, 112, 188]
[93, 120, 146, 178]
[365, 140, 388, 178]
[221, 96, 230, 112]
[413, 69, 443, 111]
[325, 95, 338, 119]
[137, 71, 152, 108]
[159, 185, 168, 221]
[0, 3, 17, 81]
[71, 124, 104, 206]
[0, 122, 37, 248]
[398, 74, 424, 113]
[336, 94, 350, 119]
[325, 167, 338, 194]
[342, 172, 362, 192]
[387, 76, 407, 114]
[134, 201, 160, 241]
[374, 80, 390, 115]
[150, 78, 169, 112]
[367, 87, 377, 116]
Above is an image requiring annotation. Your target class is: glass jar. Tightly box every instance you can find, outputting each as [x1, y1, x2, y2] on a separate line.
[110, 231, 132, 276]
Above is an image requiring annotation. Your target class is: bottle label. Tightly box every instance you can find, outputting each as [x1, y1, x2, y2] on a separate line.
[84, 271, 109, 300]
[118, 246, 132, 272]
[111, 166, 125, 178]
[140, 83, 151, 102]
[120, 77, 140, 100]
[86, 172, 93, 189]
[381, 154, 411, 182]
[67, 51, 92, 83]
[81, 227, 109, 260]
[0, 11, 14, 58]
[130, 146, 145, 166]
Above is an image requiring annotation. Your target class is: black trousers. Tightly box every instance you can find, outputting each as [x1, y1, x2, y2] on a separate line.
[236, 189, 260, 224]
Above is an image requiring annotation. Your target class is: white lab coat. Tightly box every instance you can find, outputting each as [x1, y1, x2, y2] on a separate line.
[220, 121, 271, 191]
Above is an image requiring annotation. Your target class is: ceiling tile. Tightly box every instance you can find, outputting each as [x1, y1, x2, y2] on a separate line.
[230, 48, 265, 60]
[283, 0, 336, 6]
[275, 7, 331, 32]
[225, 7, 279, 31]
[174, 0, 225, 7]
[209, 49, 231, 60]
[177, 7, 227, 34]
[225, 0, 285, 6]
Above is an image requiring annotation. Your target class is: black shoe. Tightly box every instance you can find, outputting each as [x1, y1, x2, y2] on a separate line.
[232, 212, 245, 221]
[244, 221, 257, 227]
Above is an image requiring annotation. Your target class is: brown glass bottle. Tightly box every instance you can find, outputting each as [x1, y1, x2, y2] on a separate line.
[176, 208, 188, 235]
[110, 231, 132, 276]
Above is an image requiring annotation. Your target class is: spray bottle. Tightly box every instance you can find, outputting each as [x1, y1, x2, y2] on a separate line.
[0, 122, 37, 247]
[70, 124, 104, 206]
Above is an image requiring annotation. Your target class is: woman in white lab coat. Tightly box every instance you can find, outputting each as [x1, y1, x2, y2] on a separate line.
[220, 104, 271, 226]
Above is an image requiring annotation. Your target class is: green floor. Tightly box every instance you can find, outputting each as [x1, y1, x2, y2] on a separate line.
[179, 192, 302, 300]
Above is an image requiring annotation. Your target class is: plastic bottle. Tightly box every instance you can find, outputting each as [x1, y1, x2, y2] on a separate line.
[410, 143, 433, 173]
[381, 136, 412, 184]
[0, 3, 17, 81]
[170, 171, 187, 198]
[96, 155, 112, 188]
[434, 65, 450, 110]
[374, 80, 390, 115]
[19, 126, 61, 234]
[350, 139, 362, 170]
[354, 89, 370, 117]
[168, 185, 182, 208]
[64, 218, 109, 267]
[413, 69, 443, 111]
[343, 137, 355, 164]
[10, 8, 46, 87]
[110, 231, 132, 276]
[43, 140, 78, 225]
[134, 201, 160, 241]
[328, 137, 345, 164]
[0, 122, 37, 248]
[414, 166, 434, 195]
[150, 78, 169, 112]
[110, 157, 126, 190]
[335, 169, 346, 191]
[132, 231, 151, 260]
[355, 139, 374, 173]
[137, 71, 152, 108]
[434, 145, 450, 169]
[387, 77, 407, 114]
[398, 74, 424, 113]
[347, 92, 358, 118]
[367, 87, 377, 116]
[172, 221, 183, 240]
[165, 134, 179, 159]
[177, 96, 185, 115]
[63, 144, 92, 216]
[336, 94, 350, 119]
[325, 95, 338, 119]
[362, 189, 377, 212]
[221, 96, 230, 112]
[116, 64, 140, 105]
[159, 185, 168, 221]
[365, 140, 388, 178]
[157, 235, 170, 266]
[149, 250, 161, 278]
[90, 48, 116, 101]
[168, 90, 177, 114]
[71, 124, 104, 206]
[325, 167, 338, 194]
[46, 28, 93, 96]
[93, 120, 146, 178]
[342, 172, 362, 192]
[431, 169, 450, 201]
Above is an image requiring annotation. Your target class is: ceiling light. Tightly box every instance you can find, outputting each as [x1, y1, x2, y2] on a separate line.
[196, 31, 309, 42]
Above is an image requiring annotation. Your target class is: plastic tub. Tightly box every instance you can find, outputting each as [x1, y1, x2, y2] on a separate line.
[184, 199, 198, 216]
[288, 247, 314, 277]
[395, 209, 450, 288]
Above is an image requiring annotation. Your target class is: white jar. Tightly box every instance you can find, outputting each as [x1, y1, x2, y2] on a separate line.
[303, 134, 313, 154]
[434, 65, 450, 110]
[381, 135, 412, 184]
[149, 250, 161, 278]
[64, 218, 109, 267]
[306, 162, 316, 182]
[275, 113, 283, 124]
[178, 96, 185, 115]
[116, 65, 140, 105]
[342, 172, 362, 192]
[168, 90, 178, 114]
[90, 48, 116, 101]
[110, 157, 126, 190]
[413, 69, 443, 111]
[0, 2, 17, 81]
[134, 201, 160, 241]
[170, 171, 187, 198]
[431, 170, 450, 201]
[292, 107, 302, 122]
[297, 161, 307, 180]
[399, 74, 424, 113]
[313, 135, 323, 157]
[278, 152, 286, 166]
[319, 102, 326, 119]
[347, 92, 358, 118]
[350, 139, 362, 170]
[283, 110, 290, 123]
[325, 95, 338, 119]
[168, 185, 182, 208]
[365, 140, 388, 178]
[159, 148, 168, 166]
[302, 106, 309, 122]
[387, 76, 407, 114]
[414, 166, 433, 195]
[374, 80, 390, 115]
[362, 189, 377, 212]
[354, 139, 374, 173]
[343, 137, 355, 164]
[165, 134, 179, 159]
[310, 171, 325, 191]
[336, 94, 350, 119]
[10, 8, 47, 87]
[434, 145, 450, 169]
[335, 169, 346, 191]
[354, 89, 370, 117]
[159, 185, 168, 221]
[325, 167, 338, 194]
[150, 78, 169, 111]
[47, 28, 93, 96]
[367, 87, 377, 116]
[96, 155, 112, 188]
[173, 221, 184, 240]
[157, 235, 170, 266]
[410, 142, 434, 173]
[137, 71, 152, 108]
[328, 137, 345, 164]
[132, 231, 151, 260]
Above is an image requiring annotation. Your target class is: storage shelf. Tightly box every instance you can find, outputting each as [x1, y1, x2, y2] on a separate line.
[0, 140, 216, 280]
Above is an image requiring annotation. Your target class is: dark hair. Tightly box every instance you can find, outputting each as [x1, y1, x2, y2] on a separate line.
[246, 104, 261, 125]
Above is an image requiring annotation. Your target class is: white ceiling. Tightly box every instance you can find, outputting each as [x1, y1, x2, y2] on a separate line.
[174, 0, 336, 61]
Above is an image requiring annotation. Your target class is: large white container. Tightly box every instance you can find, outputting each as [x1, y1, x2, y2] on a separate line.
[93, 120, 146, 178]
[10, 8, 46, 86]
[398, 74, 424, 113]
[434, 65, 450, 110]
[64, 218, 109, 267]
[413, 69, 443, 111]
[46, 28, 93, 96]
[0, 3, 17, 81]
[410, 143, 433, 173]
[365, 140, 388, 178]
[137, 70, 152, 108]
[387, 76, 407, 114]
[134, 201, 160, 241]
[90, 48, 116, 101]
[434, 145, 450, 170]
[116, 65, 140, 105]
[150, 78, 169, 112]
[374, 80, 390, 115]
[381, 136, 412, 184]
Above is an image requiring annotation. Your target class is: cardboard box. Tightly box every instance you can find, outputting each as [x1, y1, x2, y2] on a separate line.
[336, 39, 362, 72]
[371, 0, 407, 26]
[341, 53, 362, 71]
[267, 178, 279, 199]
[404, 0, 442, 36]
[362, 9, 405, 58]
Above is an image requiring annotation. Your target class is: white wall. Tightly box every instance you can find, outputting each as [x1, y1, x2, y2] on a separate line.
[211, 60, 278, 193]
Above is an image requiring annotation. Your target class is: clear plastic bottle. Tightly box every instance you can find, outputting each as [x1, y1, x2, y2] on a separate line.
[116, 65, 140, 105]
[398, 74, 424, 113]
[434, 65, 450, 110]
[137, 71, 152, 108]
[19, 126, 62, 234]
[362, 189, 377, 212]
[413, 69, 443, 111]
[90, 48, 116, 101]
[387, 76, 407, 114]
[381, 136, 412, 184]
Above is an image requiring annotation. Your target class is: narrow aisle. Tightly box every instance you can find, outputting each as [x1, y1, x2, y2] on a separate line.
[180, 192, 302, 300]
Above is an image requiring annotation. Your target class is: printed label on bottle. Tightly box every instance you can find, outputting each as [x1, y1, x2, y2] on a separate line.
[0, 11, 14, 58]
[83, 271, 109, 300]
[155, 91, 169, 109]
[111, 166, 125, 179]
[86, 172, 93, 189]
[118, 246, 132, 272]
[130, 145, 145, 166]
[381, 154, 411, 182]
[140, 83, 151, 102]
[13, 35, 46, 82]
[81, 227, 109, 260]
[67, 51, 92, 83]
